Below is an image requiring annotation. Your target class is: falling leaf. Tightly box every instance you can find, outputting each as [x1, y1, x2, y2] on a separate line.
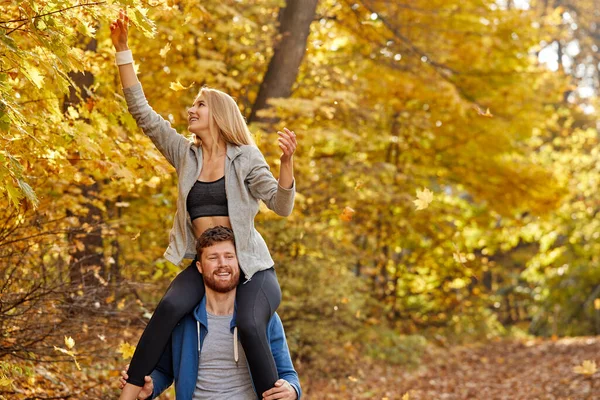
[132, 231, 141, 241]
[413, 187, 433, 210]
[453, 252, 467, 264]
[402, 393, 410, 400]
[159, 42, 171, 58]
[53, 346, 81, 370]
[348, 375, 358, 382]
[354, 180, 364, 191]
[340, 206, 356, 222]
[476, 106, 493, 118]
[594, 299, 600, 310]
[118, 342, 136, 359]
[97, 334, 106, 342]
[169, 80, 194, 91]
[67, 106, 79, 120]
[117, 298, 126, 310]
[64, 336, 75, 349]
[573, 360, 597, 376]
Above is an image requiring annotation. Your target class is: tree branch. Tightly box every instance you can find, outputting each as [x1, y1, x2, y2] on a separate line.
[0, 2, 107, 24]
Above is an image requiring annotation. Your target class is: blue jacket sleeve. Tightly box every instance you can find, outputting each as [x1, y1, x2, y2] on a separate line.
[269, 313, 302, 399]
[149, 337, 175, 399]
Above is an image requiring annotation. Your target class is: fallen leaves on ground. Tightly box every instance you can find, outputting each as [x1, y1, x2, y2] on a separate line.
[304, 337, 600, 399]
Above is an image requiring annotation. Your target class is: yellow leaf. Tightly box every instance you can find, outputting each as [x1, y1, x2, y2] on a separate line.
[118, 342, 136, 359]
[573, 360, 597, 376]
[347, 375, 358, 382]
[64, 336, 75, 349]
[169, 80, 194, 91]
[74, 240, 85, 252]
[413, 187, 433, 210]
[67, 106, 79, 120]
[402, 392, 410, 400]
[354, 180, 364, 191]
[159, 42, 171, 58]
[594, 298, 600, 310]
[476, 106, 494, 118]
[117, 298, 126, 310]
[453, 252, 467, 264]
[0, 374, 13, 387]
[132, 231, 141, 241]
[340, 206, 355, 222]
[23, 63, 44, 88]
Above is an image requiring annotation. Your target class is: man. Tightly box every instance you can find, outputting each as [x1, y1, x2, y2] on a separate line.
[119, 226, 300, 400]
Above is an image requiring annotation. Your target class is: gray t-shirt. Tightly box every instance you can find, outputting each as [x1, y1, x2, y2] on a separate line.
[193, 312, 256, 400]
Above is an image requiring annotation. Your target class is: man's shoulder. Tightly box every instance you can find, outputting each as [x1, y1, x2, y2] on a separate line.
[267, 312, 285, 334]
[173, 312, 197, 334]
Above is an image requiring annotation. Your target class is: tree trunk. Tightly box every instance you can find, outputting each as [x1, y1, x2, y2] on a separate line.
[63, 38, 106, 291]
[248, 0, 319, 123]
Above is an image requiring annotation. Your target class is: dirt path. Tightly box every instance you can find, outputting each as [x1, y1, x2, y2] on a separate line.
[306, 337, 600, 400]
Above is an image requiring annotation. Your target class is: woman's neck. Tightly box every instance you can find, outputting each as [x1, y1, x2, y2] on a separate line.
[198, 134, 226, 160]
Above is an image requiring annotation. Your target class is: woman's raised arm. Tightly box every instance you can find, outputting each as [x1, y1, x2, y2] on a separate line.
[108, 10, 190, 169]
[110, 10, 138, 89]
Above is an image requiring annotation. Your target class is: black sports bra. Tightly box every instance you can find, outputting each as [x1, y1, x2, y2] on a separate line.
[186, 177, 229, 220]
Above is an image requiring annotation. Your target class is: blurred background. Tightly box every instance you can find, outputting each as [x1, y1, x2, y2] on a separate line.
[1, 0, 599, 398]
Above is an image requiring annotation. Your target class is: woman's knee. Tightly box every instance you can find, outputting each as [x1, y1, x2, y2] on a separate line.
[154, 293, 189, 321]
[237, 314, 268, 341]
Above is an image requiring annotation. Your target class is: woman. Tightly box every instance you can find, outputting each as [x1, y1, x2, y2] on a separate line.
[110, 11, 297, 400]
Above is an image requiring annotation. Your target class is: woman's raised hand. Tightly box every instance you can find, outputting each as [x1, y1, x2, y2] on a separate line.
[278, 128, 297, 163]
[110, 10, 130, 52]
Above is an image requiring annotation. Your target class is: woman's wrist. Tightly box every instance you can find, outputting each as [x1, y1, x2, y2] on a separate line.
[115, 49, 134, 66]
[115, 45, 130, 52]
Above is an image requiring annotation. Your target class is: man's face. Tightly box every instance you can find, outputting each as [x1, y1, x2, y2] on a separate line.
[197, 241, 240, 293]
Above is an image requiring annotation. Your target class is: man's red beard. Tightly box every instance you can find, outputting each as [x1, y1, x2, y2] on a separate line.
[204, 266, 239, 293]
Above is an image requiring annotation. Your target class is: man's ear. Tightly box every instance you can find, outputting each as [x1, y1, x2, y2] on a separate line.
[196, 260, 203, 274]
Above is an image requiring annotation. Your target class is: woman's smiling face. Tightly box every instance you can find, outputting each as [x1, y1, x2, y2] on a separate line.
[187, 95, 210, 133]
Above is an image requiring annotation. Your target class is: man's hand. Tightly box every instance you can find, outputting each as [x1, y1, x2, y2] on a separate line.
[118, 364, 154, 399]
[262, 379, 297, 400]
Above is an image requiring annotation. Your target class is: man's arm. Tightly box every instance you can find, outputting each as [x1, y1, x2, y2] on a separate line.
[266, 313, 302, 399]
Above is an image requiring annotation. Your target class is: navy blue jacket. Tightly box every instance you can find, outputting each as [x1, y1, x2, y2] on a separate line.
[149, 296, 301, 399]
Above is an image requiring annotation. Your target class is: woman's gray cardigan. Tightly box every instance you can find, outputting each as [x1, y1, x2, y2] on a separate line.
[123, 83, 295, 280]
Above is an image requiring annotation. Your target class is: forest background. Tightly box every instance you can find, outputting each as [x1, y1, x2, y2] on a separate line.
[1, 0, 600, 398]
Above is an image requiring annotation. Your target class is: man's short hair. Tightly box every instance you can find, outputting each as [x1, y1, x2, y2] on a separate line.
[195, 226, 235, 258]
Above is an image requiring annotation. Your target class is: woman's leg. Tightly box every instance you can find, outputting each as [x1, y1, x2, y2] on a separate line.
[236, 267, 282, 399]
[120, 259, 204, 399]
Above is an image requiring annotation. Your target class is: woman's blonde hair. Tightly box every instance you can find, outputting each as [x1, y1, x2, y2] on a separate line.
[194, 87, 255, 148]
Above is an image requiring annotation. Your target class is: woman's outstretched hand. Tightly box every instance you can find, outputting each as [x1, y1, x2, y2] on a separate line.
[278, 128, 297, 164]
[110, 10, 130, 52]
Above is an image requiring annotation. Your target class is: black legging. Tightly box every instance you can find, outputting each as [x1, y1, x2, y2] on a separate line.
[126, 259, 282, 399]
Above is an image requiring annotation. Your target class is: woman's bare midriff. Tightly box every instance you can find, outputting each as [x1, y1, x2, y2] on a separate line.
[192, 216, 232, 239]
